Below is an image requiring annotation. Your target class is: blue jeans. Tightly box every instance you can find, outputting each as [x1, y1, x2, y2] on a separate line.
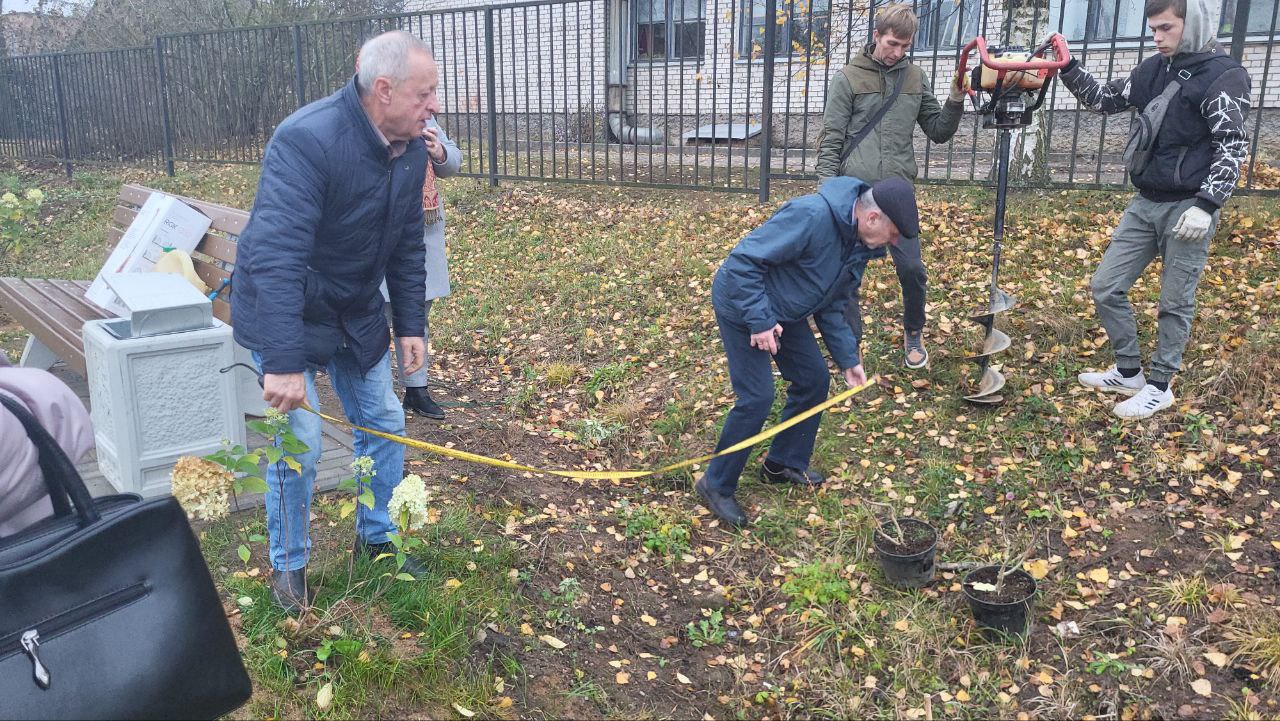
[701, 312, 832, 496]
[252, 348, 407, 571]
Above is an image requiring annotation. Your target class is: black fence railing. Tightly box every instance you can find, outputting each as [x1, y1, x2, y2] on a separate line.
[1, 0, 1277, 200]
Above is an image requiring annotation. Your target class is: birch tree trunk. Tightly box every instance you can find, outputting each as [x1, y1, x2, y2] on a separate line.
[1002, 0, 1052, 181]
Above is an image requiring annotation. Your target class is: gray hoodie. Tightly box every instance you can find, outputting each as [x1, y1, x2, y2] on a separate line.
[1178, 0, 1220, 54]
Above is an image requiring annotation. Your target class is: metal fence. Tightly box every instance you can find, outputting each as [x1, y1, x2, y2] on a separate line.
[1, 0, 1277, 199]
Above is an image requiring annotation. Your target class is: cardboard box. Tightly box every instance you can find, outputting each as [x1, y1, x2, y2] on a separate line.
[85, 194, 212, 316]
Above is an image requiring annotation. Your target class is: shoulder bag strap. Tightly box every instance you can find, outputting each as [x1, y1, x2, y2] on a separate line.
[0, 392, 99, 526]
[838, 67, 908, 168]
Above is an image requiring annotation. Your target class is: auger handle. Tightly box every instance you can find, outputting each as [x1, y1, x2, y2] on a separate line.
[956, 33, 1072, 98]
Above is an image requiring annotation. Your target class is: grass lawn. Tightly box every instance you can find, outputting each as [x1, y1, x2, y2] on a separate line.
[2, 159, 1278, 720]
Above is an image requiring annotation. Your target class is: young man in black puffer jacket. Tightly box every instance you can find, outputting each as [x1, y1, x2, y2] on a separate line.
[1059, 0, 1250, 420]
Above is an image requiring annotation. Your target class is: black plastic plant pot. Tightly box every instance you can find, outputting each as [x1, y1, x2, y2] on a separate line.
[872, 518, 938, 588]
[963, 566, 1037, 638]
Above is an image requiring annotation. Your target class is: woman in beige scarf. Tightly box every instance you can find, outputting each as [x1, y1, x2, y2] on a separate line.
[383, 117, 461, 418]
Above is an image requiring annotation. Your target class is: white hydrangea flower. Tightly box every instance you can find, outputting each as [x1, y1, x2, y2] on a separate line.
[388, 473, 433, 532]
[170, 456, 233, 521]
[351, 455, 376, 479]
[24, 189, 43, 203]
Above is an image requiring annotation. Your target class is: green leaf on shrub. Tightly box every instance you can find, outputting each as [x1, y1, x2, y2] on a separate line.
[239, 476, 268, 495]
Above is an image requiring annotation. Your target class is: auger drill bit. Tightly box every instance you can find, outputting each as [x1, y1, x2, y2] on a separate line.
[954, 35, 1071, 405]
[964, 129, 1017, 405]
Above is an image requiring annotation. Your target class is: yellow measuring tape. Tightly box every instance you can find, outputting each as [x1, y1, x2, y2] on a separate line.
[303, 376, 879, 481]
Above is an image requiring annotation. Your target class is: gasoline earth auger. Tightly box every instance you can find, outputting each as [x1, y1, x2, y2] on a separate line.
[955, 33, 1072, 404]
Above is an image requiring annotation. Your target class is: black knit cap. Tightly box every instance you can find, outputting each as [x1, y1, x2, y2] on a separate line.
[870, 177, 919, 239]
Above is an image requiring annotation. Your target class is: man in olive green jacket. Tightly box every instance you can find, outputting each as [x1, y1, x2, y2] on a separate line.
[816, 3, 965, 369]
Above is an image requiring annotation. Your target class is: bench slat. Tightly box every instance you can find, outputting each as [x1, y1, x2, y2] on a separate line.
[0, 278, 106, 377]
[120, 184, 249, 236]
[111, 203, 137, 230]
[195, 234, 238, 265]
[212, 298, 231, 325]
[192, 258, 231, 291]
[112, 203, 239, 267]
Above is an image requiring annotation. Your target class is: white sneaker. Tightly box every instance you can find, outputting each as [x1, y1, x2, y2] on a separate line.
[1078, 366, 1146, 395]
[1113, 383, 1174, 420]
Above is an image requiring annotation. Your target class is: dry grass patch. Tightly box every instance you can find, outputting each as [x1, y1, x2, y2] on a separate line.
[1224, 606, 1280, 684]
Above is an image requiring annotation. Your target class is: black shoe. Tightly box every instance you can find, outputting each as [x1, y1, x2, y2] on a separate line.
[270, 567, 309, 614]
[403, 386, 445, 420]
[357, 539, 429, 577]
[760, 460, 825, 486]
[694, 479, 749, 528]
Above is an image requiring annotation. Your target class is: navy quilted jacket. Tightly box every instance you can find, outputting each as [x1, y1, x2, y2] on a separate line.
[232, 77, 427, 374]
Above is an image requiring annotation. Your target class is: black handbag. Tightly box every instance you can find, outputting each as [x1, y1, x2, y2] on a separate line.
[0, 393, 252, 720]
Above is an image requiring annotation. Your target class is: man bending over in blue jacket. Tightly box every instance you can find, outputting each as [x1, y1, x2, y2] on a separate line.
[697, 177, 918, 527]
[232, 31, 437, 612]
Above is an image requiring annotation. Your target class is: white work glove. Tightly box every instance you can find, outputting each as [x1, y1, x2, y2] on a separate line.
[948, 69, 969, 104]
[1171, 206, 1213, 243]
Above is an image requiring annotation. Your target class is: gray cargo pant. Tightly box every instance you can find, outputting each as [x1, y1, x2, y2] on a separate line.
[1090, 196, 1218, 385]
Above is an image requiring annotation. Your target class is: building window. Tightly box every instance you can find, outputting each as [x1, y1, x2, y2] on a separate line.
[741, 0, 832, 58]
[914, 0, 982, 50]
[1219, 0, 1279, 35]
[635, 0, 705, 62]
[1050, 0, 1278, 43]
[1049, 0, 1147, 42]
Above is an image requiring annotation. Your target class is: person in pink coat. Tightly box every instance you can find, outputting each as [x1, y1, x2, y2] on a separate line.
[0, 354, 94, 535]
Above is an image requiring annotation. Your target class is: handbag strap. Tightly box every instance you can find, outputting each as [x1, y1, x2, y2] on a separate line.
[0, 392, 99, 527]
[838, 66, 907, 167]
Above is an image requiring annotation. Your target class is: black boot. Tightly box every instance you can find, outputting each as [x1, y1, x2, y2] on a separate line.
[403, 386, 445, 419]
[760, 460, 825, 486]
[694, 479, 749, 528]
[270, 567, 309, 614]
[356, 539, 429, 577]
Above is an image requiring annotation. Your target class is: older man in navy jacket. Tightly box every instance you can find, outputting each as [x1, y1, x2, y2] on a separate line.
[697, 177, 918, 527]
[232, 31, 436, 612]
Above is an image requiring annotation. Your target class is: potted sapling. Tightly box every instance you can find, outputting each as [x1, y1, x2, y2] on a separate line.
[868, 501, 938, 588]
[962, 542, 1037, 638]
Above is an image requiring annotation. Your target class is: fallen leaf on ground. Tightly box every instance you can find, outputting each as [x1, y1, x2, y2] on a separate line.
[316, 682, 333, 711]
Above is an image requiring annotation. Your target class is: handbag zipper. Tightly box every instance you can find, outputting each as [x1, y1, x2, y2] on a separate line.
[2, 582, 148, 690]
[20, 631, 49, 689]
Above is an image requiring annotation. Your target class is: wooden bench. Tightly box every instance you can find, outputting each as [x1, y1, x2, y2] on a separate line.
[0, 184, 248, 377]
[1, 184, 361, 501]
